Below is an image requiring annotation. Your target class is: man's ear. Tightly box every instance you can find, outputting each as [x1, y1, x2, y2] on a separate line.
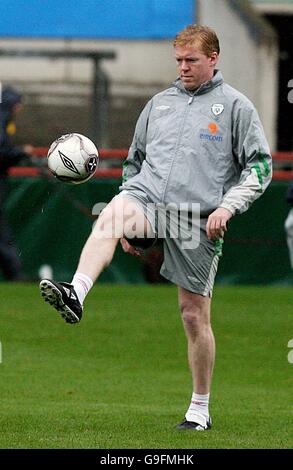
[210, 52, 218, 66]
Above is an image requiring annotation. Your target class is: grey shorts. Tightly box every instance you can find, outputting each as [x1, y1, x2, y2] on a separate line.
[117, 189, 223, 297]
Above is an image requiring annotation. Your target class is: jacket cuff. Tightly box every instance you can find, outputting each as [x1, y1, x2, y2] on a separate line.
[218, 204, 236, 216]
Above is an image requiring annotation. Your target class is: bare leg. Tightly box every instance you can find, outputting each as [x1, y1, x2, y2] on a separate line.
[39, 195, 152, 323]
[76, 195, 151, 282]
[178, 287, 215, 394]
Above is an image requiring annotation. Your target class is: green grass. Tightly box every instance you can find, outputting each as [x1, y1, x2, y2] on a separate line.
[0, 283, 292, 449]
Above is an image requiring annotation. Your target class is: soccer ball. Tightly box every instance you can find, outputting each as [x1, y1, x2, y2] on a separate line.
[47, 133, 99, 184]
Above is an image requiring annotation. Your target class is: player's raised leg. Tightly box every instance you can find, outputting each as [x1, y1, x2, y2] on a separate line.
[40, 195, 151, 323]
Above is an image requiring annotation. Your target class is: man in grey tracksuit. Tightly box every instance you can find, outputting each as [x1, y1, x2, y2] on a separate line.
[121, 69, 271, 295]
[39, 25, 272, 431]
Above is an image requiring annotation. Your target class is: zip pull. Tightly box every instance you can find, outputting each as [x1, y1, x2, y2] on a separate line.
[188, 96, 194, 105]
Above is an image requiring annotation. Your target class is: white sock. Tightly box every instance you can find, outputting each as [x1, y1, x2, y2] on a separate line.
[185, 392, 210, 422]
[71, 272, 93, 305]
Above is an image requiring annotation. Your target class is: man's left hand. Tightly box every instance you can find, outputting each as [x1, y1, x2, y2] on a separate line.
[206, 207, 233, 240]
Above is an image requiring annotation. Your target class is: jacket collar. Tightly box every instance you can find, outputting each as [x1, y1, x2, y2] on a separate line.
[174, 70, 223, 96]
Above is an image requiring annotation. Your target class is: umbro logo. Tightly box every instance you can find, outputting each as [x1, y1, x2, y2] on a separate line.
[63, 286, 77, 300]
[155, 105, 170, 111]
[187, 276, 200, 282]
[59, 151, 80, 174]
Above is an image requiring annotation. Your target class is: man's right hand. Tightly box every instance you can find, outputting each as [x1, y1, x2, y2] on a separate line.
[120, 238, 143, 257]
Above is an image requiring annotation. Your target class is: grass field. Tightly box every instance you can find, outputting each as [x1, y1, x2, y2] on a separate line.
[0, 283, 292, 449]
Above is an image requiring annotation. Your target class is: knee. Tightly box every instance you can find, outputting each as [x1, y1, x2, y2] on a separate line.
[179, 298, 209, 339]
[181, 308, 201, 338]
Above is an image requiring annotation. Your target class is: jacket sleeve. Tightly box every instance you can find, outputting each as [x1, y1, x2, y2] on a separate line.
[121, 99, 153, 185]
[219, 101, 272, 216]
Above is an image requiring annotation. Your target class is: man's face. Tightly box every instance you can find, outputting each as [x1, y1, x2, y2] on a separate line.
[174, 43, 218, 91]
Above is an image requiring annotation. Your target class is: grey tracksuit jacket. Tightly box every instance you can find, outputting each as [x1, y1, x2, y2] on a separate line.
[121, 71, 272, 218]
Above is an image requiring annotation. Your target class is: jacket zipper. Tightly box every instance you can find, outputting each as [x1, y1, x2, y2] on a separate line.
[161, 94, 193, 202]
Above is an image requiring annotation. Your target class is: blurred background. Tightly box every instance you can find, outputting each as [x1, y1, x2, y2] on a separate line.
[0, 0, 292, 285]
